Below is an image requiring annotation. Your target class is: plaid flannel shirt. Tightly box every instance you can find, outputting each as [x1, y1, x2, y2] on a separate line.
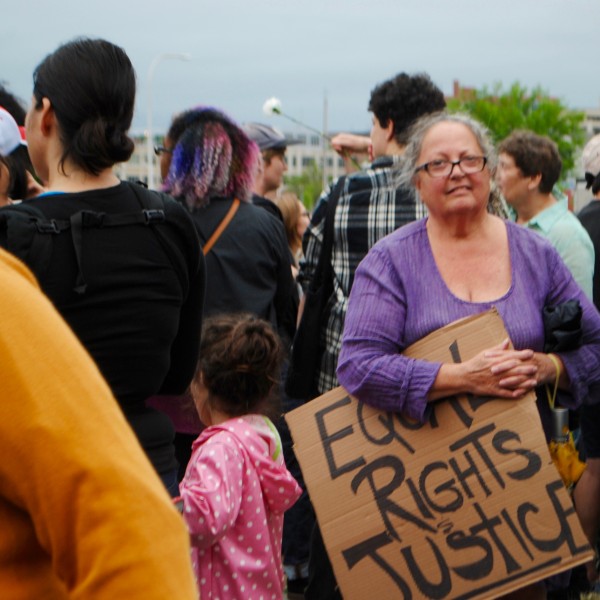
[298, 155, 426, 394]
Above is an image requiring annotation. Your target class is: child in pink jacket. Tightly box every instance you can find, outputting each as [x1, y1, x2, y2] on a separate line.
[179, 314, 302, 599]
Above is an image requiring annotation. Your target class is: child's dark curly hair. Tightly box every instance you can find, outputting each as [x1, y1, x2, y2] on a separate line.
[197, 313, 283, 418]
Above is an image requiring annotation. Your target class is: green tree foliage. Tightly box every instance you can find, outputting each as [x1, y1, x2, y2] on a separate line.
[447, 82, 585, 176]
[284, 161, 328, 209]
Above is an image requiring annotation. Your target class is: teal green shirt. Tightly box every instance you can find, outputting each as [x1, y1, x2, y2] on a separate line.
[522, 198, 594, 299]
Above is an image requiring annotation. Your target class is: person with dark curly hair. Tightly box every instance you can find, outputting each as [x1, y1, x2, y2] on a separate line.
[178, 313, 301, 600]
[290, 72, 446, 600]
[0, 38, 205, 496]
[298, 73, 445, 397]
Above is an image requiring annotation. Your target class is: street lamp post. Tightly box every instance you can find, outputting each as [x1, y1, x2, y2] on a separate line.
[146, 52, 191, 189]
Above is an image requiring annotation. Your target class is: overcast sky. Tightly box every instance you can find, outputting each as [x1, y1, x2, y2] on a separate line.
[2, 0, 598, 137]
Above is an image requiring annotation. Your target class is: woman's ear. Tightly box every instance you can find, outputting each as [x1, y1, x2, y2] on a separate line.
[38, 97, 56, 137]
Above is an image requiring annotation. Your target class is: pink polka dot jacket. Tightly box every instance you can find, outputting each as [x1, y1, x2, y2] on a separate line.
[180, 415, 302, 599]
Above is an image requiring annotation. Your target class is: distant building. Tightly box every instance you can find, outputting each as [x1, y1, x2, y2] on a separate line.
[284, 131, 367, 181]
[449, 79, 476, 102]
[582, 105, 600, 138]
[116, 130, 368, 192]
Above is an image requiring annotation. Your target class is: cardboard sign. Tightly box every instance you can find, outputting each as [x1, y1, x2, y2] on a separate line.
[286, 309, 592, 599]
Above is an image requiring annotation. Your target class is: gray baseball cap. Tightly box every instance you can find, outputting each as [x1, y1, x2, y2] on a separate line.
[242, 123, 299, 151]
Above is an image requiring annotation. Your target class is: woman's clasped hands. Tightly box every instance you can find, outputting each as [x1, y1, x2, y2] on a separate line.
[464, 338, 538, 399]
[434, 338, 545, 402]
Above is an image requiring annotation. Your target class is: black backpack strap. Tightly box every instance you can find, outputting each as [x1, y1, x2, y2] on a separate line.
[0, 183, 180, 295]
[67, 188, 167, 295]
[310, 176, 345, 294]
[0, 204, 63, 279]
[126, 182, 190, 294]
[0, 184, 171, 294]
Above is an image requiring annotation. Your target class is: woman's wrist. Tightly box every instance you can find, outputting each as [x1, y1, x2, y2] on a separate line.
[536, 352, 564, 386]
[429, 362, 466, 401]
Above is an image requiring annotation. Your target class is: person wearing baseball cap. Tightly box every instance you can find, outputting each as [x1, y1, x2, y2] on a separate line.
[579, 134, 600, 312]
[0, 106, 28, 205]
[242, 122, 298, 220]
[576, 134, 600, 585]
[0, 84, 45, 202]
[0, 106, 26, 157]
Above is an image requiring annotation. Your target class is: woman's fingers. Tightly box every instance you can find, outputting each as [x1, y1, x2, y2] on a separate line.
[498, 375, 538, 389]
[485, 348, 534, 361]
[463, 344, 541, 397]
[491, 360, 537, 375]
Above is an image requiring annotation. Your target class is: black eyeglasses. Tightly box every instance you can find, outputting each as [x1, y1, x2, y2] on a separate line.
[154, 145, 173, 156]
[415, 156, 487, 178]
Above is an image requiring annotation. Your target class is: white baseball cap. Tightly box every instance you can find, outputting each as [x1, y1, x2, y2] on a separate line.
[583, 134, 600, 179]
[0, 106, 27, 157]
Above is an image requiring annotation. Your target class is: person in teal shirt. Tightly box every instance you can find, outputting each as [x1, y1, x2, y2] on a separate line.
[496, 130, 594, 298]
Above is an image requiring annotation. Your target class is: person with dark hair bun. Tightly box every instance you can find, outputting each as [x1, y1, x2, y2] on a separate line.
[29, 37, 135, 177]
[0, 38, 205, 496]
[178, 313, 301, 600]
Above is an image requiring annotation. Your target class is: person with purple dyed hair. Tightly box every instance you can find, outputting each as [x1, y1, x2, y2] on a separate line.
[155, 106, 294, 477]
[160, 107, 258, 210]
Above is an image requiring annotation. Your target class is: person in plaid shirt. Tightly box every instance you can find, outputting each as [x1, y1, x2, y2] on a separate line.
[298, 72, 446, 398]
[297, 72, 446, 600]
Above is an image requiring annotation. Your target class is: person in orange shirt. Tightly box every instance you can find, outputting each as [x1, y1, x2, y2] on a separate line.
[0, 246, 199, 599]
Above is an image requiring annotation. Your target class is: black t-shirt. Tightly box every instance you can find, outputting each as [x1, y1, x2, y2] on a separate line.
[252, 193, 284, 222]
[0, 182, 205, 474]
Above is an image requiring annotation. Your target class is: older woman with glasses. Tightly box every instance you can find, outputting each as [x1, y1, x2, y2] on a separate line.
[337, 112, 600, 599]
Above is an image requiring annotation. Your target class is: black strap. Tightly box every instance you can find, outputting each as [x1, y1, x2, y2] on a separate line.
[309, 176, 345, 294]
[12, 182, 168, 295]
[127, 182, 190, 296]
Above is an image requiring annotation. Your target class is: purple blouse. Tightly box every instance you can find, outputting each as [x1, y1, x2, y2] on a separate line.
[337, 219, 600, 432]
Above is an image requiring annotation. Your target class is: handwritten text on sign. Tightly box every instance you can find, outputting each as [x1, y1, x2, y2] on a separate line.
[286, 311, 591, 599]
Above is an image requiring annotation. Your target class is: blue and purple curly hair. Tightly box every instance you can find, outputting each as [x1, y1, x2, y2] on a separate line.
[163, 106, 259, 210]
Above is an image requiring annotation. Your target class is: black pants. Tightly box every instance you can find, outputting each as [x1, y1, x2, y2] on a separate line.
[277, 394, 316, 570]
[305, 522, 342, 600]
